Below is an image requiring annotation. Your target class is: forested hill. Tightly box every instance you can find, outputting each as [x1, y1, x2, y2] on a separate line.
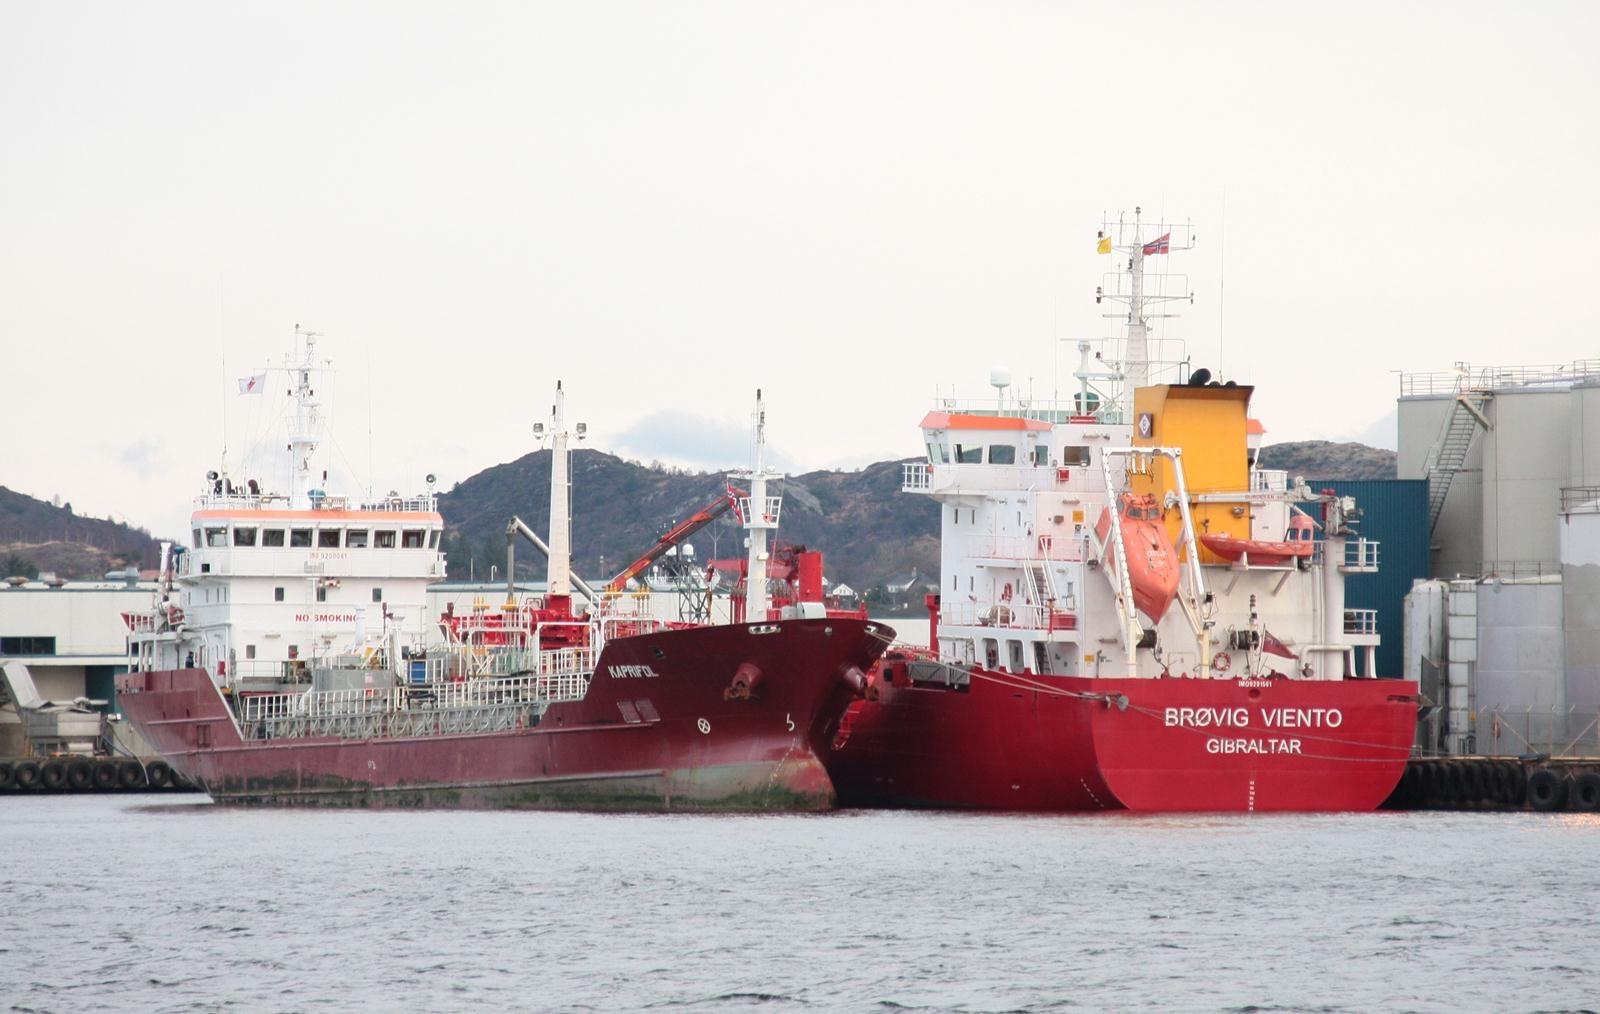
[0, 439, 1394, 585]
[0, 485, 162, 578]
[435, 449, 940, 592]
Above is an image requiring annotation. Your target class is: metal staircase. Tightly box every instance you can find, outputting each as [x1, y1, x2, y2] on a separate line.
[1022, 561, 1056, 608]
[1425, 390, 1493, 535]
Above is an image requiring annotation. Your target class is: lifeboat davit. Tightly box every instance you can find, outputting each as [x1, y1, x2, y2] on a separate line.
[1094, 493, 1181, 623]
[1199, 513, 1317, 566]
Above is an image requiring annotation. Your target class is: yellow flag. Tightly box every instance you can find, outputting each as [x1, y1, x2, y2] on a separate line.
[1096, 234, 1112, 255]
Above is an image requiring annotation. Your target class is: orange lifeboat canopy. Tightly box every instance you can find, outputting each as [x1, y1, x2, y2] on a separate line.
[1095, 493, 1181, 623]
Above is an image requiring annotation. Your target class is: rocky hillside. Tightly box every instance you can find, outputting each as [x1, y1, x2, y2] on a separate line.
[1257, 441, 1396, 481]
[0, 486, 162, 579]
[435, 450, 940, 592]
[0, 438, 1394, 586]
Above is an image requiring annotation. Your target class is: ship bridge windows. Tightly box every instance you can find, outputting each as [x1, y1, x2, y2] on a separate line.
[988, 444, 1016, 465]
[428, 530, 440, 549]
[926, 440, 950, 464]
[290, 529, 313, 548]
[233, 526, 257, 547]
[375, 530, 396, 549]
[318, 529, 341, 549]
[347, 529, 369, 549]
[204, 527, 228, 547]
[402, 529, 425, 549]
[262, 529, 286, 547]
[1033, 445, 1050, 466]
[191, 529, 201, 549]
[954, 443, 982, 464]
[1063, 446, 1090, 467]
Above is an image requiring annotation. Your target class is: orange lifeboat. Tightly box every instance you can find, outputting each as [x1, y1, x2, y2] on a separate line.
[1094, 493, 1181, 623]
[1199, 513, 1316, 566]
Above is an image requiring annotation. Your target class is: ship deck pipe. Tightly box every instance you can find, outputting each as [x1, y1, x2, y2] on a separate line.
[506, 517, 601, 604]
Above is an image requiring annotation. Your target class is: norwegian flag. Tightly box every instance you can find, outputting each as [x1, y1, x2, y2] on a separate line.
[1141, 233, 1171, 256]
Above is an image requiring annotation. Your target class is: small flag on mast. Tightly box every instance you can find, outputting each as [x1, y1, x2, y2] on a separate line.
[1141, 233, 1171, 256]
[237, 372, 266, 395]
[1096, 233, 1112, 255]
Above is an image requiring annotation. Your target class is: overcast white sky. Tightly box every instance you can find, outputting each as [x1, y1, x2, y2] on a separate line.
[3, 2, 1597, 538]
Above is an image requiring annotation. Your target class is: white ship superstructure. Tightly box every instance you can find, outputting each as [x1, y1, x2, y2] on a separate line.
[126, 329, 446, 691]
[904, 210, 1384, 684]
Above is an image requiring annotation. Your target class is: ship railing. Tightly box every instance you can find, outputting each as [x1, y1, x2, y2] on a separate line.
[237, 672, 589, 725]
[1312, 538, 1380, 572]
[902, 462, 932, 492]
[918, 463, 1096, 494]
[736, 495, 782, 528]
[1343, 609, 1378, 637]
[938, 600, 1078, 632]
[964, 534, 1083, 563]
[190, 492, 438, 513]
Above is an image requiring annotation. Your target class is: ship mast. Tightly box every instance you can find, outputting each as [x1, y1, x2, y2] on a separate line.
[733, 390, 783, 622]
[287, 325, 324, 510]
[540, 382, 581, 600]
[1093, 207, 1195, 412]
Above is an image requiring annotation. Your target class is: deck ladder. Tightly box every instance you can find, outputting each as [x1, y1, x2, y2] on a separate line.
[1425, 389, 1493, 535]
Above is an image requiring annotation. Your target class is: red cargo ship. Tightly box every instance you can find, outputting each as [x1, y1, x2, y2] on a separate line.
[119, 332, 888, 809]
[825, 212, 1417, 812]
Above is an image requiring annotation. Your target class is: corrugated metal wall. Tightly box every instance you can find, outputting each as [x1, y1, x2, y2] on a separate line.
[1307, 479, 1430, 677]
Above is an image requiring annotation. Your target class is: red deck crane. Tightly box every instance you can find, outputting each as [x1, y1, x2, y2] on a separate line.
[604, 487, 745, 594]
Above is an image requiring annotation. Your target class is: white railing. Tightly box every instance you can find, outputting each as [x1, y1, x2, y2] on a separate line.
[237, 671, 591, 725]
[902, 462, 932, 492]
[1343, 609, 1378, 636]
[964, 534, 1083, 563]
[192, 492, 438, 513]
[938, 601, 1078, 631]
[737, 495, 782, 527]
[1343, 539, 1380, 570]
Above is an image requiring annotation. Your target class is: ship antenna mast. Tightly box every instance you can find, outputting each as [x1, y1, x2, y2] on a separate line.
[540, 381, 584, 601]
[288, 324, 325, 510]
[732, 390, 783, 622]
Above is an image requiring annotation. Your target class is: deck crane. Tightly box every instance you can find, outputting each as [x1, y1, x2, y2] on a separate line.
[604, 487, 746, 594]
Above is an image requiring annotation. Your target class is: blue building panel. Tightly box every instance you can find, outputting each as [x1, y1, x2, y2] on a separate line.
[1307, 478, 1429, 678]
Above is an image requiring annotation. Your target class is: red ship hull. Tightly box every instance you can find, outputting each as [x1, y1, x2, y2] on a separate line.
[117, 618, 889, 811]
[826, 657, 1417, 812]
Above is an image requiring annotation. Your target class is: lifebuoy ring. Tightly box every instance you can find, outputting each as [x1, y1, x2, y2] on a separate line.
[1210, 652, 1231, 673]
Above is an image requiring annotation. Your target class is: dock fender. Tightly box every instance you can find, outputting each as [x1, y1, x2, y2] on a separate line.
[92, 760, 119, 790]
[1498, 762, 1526, 806]
[146, 760, 172, 789]
[1527, 768, 1566, 812]
[40, 761, 66, 790]
[118, 761, 146, 789]
[0, 761, 12, 790]
[13, 760, 40, 789]
[66, 760, 93, 790]
[1571, 772, 1600, 813]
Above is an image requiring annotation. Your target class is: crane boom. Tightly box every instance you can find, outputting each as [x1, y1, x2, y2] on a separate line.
[606, 488, 743, 593]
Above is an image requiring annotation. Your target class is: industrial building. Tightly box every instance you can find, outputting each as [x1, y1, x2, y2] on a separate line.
[1398, 360, 1600, 755]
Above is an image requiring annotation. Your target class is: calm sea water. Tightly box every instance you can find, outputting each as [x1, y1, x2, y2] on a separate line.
[2, 796, 1595, 1013]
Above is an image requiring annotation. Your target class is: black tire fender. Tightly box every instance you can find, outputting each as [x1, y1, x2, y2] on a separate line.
[145, 760, 171, 789]
[14, 761, 42, 789]
[117, 761, 146, 789]
[92, 760, 119, 790]
[40, 761, 67, 790]
[66, 760, 94, 790]
[0, 761, 14, 790]
[1571, 771, 1600, 813]
[1527, 768, 1567, 812]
